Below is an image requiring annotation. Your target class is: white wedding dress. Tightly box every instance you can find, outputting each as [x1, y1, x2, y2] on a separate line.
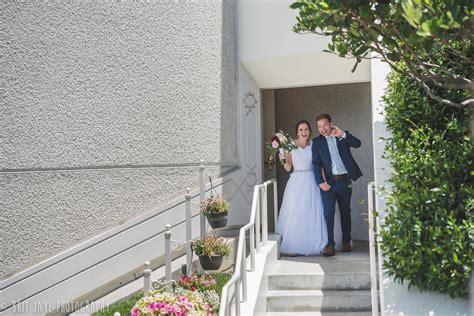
[277, 141, 341, 255]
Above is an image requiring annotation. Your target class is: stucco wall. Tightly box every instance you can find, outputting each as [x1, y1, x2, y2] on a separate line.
[0, 0, 236, 278]
[274, 82, 373, 242]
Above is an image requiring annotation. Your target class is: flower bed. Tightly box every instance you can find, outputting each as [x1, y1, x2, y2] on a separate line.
[131, 290, 211, 316]
[93, 272, 231, 316]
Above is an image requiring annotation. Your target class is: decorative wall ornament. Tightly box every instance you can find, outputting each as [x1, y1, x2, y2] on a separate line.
[239, 89, 260, 203]
[244, 92, 258, 116]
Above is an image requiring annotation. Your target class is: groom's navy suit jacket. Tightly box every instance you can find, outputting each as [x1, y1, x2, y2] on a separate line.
[312, 132, 362, 185]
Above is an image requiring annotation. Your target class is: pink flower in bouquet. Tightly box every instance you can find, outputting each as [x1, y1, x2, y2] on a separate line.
[275, 132, 287, 143]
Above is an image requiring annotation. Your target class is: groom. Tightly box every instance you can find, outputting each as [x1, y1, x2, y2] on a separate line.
[312, 113, 362, 257]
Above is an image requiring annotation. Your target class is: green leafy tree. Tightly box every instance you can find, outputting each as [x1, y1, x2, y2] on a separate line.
[291, 0, 473, 108]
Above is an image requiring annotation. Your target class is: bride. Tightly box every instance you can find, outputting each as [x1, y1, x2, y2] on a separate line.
[276, 120, 333, 256]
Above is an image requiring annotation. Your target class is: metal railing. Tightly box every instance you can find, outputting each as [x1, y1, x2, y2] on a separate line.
[141, 162, 209, 296]
[218, 179, 278, 316]
[368, 181, 384, 316]
[138, 176, 278, 315]
[143, 187, 198, 295]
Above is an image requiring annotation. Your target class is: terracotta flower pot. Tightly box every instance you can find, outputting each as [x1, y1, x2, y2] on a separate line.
[205, 212, 228, 229]
[198, 255, 223, 270]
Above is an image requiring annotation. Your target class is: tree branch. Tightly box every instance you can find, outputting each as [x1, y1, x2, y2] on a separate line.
[362, 14, 473, 91]
[372, 41, 473, 108]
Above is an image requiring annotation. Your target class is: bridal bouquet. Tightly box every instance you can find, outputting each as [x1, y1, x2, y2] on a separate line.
[267, 130, 297, 164]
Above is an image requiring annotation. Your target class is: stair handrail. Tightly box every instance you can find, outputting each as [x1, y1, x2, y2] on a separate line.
[262, 179, 278, 243]
[368, 181, 385, 315]
[219, 178, 278, 316]
[218, 184, 260, 316]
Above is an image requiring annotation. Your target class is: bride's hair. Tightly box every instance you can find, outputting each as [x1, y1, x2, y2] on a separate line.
[295, 120, 312, 138]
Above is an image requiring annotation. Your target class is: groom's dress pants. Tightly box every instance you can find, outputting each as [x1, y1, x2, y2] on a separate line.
[321, 176, 352, 247]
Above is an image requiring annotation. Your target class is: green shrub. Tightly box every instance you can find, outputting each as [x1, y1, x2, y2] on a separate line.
[380, 41, 473, 298]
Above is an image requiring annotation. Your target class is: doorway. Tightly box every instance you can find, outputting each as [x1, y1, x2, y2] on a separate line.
[262, 82, 374, 241]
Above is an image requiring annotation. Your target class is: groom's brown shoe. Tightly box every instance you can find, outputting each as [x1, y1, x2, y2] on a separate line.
[323, 245, 335, 257]
[342, 242, 352, 252]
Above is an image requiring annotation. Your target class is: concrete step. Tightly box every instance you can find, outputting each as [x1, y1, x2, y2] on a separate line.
[266, 289, 371, 312]
[268, 272, 371, 291]
[266, 312, 372, 316]
[268, 260, 370, 290]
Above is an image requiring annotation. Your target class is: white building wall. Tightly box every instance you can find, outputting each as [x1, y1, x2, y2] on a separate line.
[1, 0, 237, 279]
[237, 0, 371, 89]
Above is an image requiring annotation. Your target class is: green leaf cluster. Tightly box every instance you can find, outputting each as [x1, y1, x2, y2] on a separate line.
[291, 0, 473, 107]
[291, 0, 472, 60]
[380, 42, 473, 298]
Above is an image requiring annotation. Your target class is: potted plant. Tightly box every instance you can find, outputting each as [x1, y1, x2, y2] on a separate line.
[201, 177, 231, 229]
[193, 237, 231, 270]
[201, 194, 231, 229]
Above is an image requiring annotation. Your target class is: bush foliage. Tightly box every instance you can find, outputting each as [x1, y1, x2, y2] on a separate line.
[380, 41, 473, 298]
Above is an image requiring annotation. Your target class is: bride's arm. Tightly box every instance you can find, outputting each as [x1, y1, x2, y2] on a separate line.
[283, 150, 292, 172]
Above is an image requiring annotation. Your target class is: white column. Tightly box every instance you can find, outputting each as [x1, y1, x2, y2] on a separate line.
[199, 161, 206, 238]
[164, 224, 172, 292]
[261, 185, 268, 246]
[143, 261, 151, 297]
[185, 188, 192, 275]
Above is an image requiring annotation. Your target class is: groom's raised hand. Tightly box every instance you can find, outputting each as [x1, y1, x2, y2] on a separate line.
[319, 182, 331, 191]
[330, 125, 344, 137]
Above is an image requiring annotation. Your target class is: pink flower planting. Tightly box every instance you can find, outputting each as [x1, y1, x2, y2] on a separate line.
[176, 273, 218, 292]
[132, 272, 228, 316]
[131, 289, 218, 316]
